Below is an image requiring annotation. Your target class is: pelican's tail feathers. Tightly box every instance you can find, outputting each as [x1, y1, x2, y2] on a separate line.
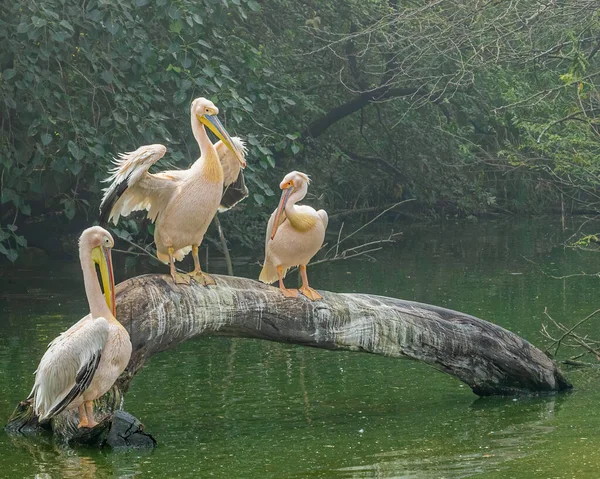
[259, 260, 285, 284]
[156, 246, 192, 265]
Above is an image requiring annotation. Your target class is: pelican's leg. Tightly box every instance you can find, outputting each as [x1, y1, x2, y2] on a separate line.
[189, 244, 216, 286]
[298, 265, 322, 301]
[277, 265, 298, 298]
[84, 400, 99, 428]
[77, 403, 89, 428]
[169, 247, 191, 285]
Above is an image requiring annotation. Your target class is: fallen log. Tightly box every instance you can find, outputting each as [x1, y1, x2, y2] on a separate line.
[6, 274, 572, 447]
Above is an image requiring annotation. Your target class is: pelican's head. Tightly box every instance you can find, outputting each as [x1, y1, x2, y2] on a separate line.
[279, 171, 311, 191]
[80, 226, 116, 317]
[271, 171, 311, 240]
[191, 97, 246, 168]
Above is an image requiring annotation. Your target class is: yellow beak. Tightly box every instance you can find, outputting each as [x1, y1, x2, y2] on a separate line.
[197, 113, 246, 168]
[91, 245, 116, 316]
[271, 186, 293, 240]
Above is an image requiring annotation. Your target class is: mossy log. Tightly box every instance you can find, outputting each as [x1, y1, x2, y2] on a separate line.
[6, 274, 572, 447]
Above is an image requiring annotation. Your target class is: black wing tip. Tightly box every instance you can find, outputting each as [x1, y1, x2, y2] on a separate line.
[220, 171, 249, 212]
[99, 180, 129, 227]
[46, 351, 102, 418]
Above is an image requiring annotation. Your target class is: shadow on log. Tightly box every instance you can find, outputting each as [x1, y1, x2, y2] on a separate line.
[6, 274, 572, 447]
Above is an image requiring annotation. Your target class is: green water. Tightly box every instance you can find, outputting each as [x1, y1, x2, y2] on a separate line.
[2, 218, 600, 478]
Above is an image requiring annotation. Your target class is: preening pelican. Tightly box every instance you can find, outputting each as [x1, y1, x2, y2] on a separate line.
[259, 171, 328, 300]
[29, 226, 132, 428]
[99, 97, 247, 285]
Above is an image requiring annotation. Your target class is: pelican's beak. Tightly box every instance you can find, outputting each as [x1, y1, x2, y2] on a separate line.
[91, 245, 116, 317]
[271, 185, 294, 240]
[197, 114, 246, 169]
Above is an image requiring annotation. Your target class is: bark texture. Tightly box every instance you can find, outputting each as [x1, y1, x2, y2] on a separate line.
[6, 274, 572, 447]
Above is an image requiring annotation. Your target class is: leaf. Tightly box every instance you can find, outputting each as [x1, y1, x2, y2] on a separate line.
[40, 133, 52, 145]
[64, 199, 76, 220]
[7, 224, 17, 232]
[173, 90, 187, 105]
[193, 14, 204, 25]
[136, 0, 150, 5]
[247, 0, 261, 11]
[69, 162, 82, 175]
[100, 70, 114, 84]
[68, 141, 85, 160]
[254, 193, 265, 205]
[15, 235, 27, 247]
[3, 69, 16, 80]
[31, 16, 47, 28]
[168, 5, 181, 19]
[7, 249, 18, 263]
[291, 143, 300, 155]
[91, 144, 105, 156]
[169, 20, 183, 34]
[20, 203, 31, 216]
[59, 20, 74, 32]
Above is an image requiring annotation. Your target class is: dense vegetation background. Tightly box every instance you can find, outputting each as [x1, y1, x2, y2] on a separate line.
[1, 0, 600, 260]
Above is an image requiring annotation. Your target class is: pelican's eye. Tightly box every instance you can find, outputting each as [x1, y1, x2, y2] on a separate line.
[103, 236, 111, 247]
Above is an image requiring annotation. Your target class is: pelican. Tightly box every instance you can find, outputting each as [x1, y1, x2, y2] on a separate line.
[259, 171, 328, 300]
[99, 97, 247, 285]
[29, 226, 132, 428]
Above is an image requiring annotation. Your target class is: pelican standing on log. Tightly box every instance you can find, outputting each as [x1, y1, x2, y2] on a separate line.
[29, 226, 131, 428]
[99, 97, 247, 285]
[259, 171, 328, 300]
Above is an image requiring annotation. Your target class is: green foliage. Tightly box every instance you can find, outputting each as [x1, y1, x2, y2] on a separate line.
[2, 0, 600, 260]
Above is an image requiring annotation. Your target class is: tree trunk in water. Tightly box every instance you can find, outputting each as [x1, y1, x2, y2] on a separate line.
[6, 274, 572, 448]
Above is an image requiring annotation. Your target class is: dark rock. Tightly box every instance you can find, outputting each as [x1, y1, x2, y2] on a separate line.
[106, 411, 156, 449]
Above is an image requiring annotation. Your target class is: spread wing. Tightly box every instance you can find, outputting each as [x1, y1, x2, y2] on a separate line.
[99, 144, 182, 226]
[215, 137, 249, 212]
[30, 316, 109, 421]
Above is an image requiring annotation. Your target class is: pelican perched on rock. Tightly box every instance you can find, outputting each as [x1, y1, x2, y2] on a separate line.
[29, 226, 131, 428]
[259, 171, 328, 300]
[99, 97, 247, 285]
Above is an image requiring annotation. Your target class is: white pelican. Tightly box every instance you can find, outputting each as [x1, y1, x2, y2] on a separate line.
[29, 226, 132, 428]
[259, 171, 328, 300]
[99, 97, 247, 285]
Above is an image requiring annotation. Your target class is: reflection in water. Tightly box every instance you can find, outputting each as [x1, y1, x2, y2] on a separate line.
[8, 432, 152, 479]
[337, 396, 565, 479]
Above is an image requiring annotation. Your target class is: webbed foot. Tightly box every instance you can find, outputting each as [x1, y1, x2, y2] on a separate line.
[299, 286, 323, 301]
[189, 271, 216, 287]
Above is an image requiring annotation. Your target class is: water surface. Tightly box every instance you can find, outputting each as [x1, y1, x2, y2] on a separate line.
[1, 218, 599, 478]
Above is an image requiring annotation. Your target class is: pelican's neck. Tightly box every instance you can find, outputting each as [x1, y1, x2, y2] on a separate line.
[284, 184, 308, 219]
[80, 247, 112, 320]
[191, 115, 223, 183]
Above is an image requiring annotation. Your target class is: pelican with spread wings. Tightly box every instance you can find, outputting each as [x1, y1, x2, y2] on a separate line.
[259, 171, 328, 300]
[99, 97, 247, 285]
[29, 226, 131, 428]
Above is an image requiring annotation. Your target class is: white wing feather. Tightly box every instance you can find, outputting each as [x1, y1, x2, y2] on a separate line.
[30, 316, 109, 420]
[214, 137, 247, 186]
[100, 144, 180, 225]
